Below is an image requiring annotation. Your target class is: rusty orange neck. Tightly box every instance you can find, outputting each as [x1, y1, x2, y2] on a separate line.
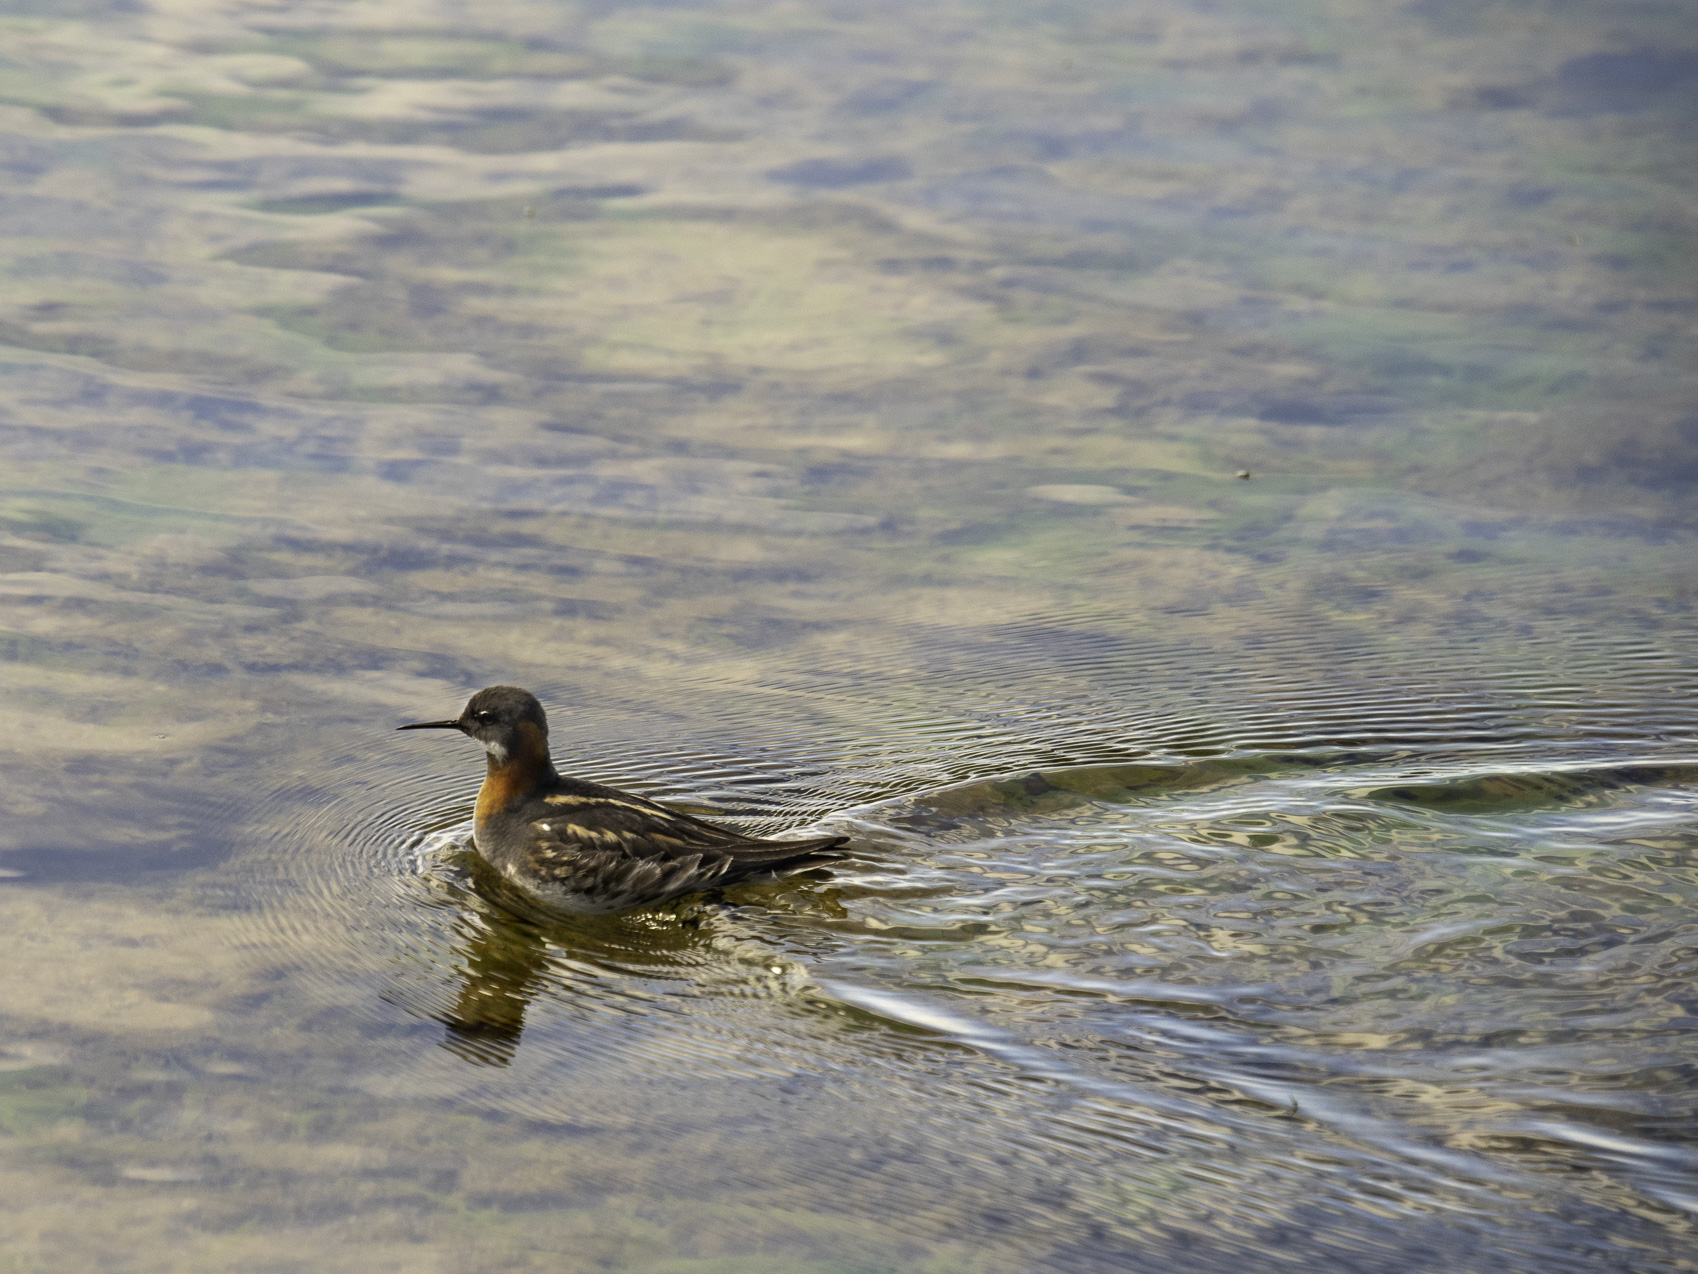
[474, 719, 554, 825]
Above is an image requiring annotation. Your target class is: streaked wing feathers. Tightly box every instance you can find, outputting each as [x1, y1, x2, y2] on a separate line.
[516, 787, 845, 890]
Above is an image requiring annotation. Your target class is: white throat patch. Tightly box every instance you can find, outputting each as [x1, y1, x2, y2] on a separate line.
[479, 737, 509, 763]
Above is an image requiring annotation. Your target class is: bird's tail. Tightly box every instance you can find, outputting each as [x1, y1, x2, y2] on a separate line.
[739, 834, 850, 870]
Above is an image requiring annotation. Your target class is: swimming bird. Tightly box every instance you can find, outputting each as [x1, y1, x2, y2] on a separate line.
[398, 685, 846, 914]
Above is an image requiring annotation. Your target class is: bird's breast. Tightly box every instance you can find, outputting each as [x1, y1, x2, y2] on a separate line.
[474, 765, 531, 833]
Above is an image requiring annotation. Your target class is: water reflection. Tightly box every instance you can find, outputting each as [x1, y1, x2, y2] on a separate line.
[400, 848, 749, 1068]
[434, 910, 551, 1068]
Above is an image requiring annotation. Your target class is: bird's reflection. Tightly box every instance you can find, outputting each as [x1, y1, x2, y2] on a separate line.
[437, 914, 551, 1067]
[414, 849, 755, 1067]
[426, 856, 571, 1067]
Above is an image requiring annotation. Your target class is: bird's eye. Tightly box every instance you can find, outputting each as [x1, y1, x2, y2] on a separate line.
[475, 710, 494, 723]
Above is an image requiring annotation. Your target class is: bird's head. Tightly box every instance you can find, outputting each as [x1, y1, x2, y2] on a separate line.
[398, 685, 549, 765]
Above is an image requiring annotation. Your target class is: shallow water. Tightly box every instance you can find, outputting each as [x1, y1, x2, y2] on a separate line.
[2, 0, 1696, 1270]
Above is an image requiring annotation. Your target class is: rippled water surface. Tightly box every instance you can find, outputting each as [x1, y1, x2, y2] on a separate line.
[2, 0, 1696, 1269]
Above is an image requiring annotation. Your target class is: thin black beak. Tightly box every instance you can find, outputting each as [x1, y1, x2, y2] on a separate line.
[398, 718, 464, 732]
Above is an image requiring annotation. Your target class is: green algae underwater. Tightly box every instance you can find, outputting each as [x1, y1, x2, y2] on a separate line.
[0, 0, 1695, 1270]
